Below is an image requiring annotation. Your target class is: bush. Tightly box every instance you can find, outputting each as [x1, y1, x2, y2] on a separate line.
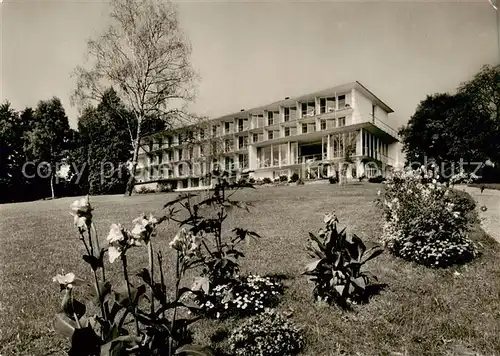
[228, 309, 305, 356]
[279, 175, 288, 182]
[157, 182, 173, 193]
[262, 177, 272, 184]
[380, 167, 479, 268]
[358, 174, 366, 182]
[289, 173, 299, 183]
[136, 185, 156, 194]
[304, 212, 383, 308]
[196, 275, 284, 319]
[328, 176, 338, 184]
[296, 178, 305, 185]
[368, 175, 385, 183]
[248, 177, 256, 184]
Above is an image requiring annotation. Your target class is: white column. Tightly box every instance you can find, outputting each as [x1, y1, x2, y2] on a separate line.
[278, 144, 282, 167]
[327, 134, 331, 160]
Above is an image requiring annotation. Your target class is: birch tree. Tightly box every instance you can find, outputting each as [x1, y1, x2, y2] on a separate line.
[72, 0, 197, 196]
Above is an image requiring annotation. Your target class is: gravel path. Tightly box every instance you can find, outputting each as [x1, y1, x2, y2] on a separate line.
[455, 185, 500, 244]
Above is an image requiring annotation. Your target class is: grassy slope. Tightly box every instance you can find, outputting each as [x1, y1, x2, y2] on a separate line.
[1, 184, 499, 356]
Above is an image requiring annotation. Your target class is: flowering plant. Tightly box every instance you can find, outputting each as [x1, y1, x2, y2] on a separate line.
[163, 179, 260, 289]
[228, 309, 305, 356]
[196, 275, 284, 319]
[53, 196, 213, 356]
[304, 212, 383, 308]
[379, 167, 479, 267]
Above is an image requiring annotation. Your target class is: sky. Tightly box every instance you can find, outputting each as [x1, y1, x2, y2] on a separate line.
[0, 0, 498, 131]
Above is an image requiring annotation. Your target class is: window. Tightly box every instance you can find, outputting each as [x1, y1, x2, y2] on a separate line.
[253, 133, 259, 143]
[225, 122, 230, 133]
[199, 129, 205, 140]
[178, 165, 183, 176]
[338, 95, 346, 108]
[268, 131, 274, 140]
[178, 134, 183, 144]
[301, 103, 308, 116]
[321, 120, 326, 130]
[158, 152, 163, 164]
[284, 107, 290, 122]
[157, 138, 163, 148]
[338, 117, 346, 127]
[284, 127, 290, 137]
[189, 147, 193, 159]
[320, 98, 326, 114]
[268, 112, 274, 126]
[168, 151, 173, 161]
[212, 125, 217, 137]
[179, 149, 183, 160]
[200, 145, 204, 155]
[302, 123, 308, 134]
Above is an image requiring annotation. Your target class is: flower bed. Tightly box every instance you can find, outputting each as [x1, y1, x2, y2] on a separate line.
[196, 275, 284, 319]
[380, 167, 479, 267]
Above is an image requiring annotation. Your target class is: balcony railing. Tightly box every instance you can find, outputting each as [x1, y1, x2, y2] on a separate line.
[369, 115, 399, 139]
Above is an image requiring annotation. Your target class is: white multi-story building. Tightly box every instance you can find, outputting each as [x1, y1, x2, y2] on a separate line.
[134, 81, 401, 191]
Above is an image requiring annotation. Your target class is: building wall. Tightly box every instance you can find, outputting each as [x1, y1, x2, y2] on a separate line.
[352, 89, 373, 124]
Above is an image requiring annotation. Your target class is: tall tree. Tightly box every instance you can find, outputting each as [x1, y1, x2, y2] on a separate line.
[457, 64, 500, 164]
[74, 88, 135, 194]
[23, 97, 72, 199]
[72, 0, 197, 196]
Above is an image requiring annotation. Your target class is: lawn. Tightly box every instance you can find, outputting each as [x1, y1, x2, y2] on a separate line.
[1, 183, 500, 356]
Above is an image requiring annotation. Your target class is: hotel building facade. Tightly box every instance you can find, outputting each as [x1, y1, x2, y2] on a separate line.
[134, 81, 401, 191]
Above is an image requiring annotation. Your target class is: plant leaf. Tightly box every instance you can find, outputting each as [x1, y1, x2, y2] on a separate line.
[304, 259, 322, 273]
[54, 313, 77, 339]
[361, 247, 384, 264]
[175, 344, 215, 356]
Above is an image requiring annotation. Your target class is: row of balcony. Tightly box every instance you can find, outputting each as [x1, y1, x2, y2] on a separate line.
[144, 107, 356, 151]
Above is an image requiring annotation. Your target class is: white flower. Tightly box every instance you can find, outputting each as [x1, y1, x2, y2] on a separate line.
[53, 272, 85, 289]
[70, 196, 92, 217]
[107, 224, 125, 244]
[108, 245, 123, 263]
[170, 228, 188, 251]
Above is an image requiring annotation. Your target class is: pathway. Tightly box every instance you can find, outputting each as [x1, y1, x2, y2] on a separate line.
[455, 185, 500, 243]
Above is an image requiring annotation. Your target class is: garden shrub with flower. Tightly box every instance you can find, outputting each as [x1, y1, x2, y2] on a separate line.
[228, 309, 305, 356]
[164, 179, 285, 319]
[380, 167, 479, 267]
[197, 274, 283, 319]
[54, 196, 214, 356]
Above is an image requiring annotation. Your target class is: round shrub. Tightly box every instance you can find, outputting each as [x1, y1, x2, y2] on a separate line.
[229, 309, 304, 356]
[380, 167, 479, 268]
[289, 173, 299, 183]
[196, 275, 284, 319]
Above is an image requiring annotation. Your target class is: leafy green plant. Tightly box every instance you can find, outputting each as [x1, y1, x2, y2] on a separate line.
[289, 173, 299, 183]
[228, 309, 304, 356]
[53, 196, 213, 356]
[304, 212, 383, 308]
[368, 175, 385, 183]
[164, 179, 260, 287]
[328, 176, 338, 184]
[262, 177, 272, 184]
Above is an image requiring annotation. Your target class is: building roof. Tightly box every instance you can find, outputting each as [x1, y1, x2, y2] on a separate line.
[213, 81, 394, 122]
[147, 81, 394, 138]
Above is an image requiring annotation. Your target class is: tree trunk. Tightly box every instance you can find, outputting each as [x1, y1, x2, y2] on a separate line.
[125, 116, 143, 196]
[125, 137, 140, 196]
[50, 172, 55, 199]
